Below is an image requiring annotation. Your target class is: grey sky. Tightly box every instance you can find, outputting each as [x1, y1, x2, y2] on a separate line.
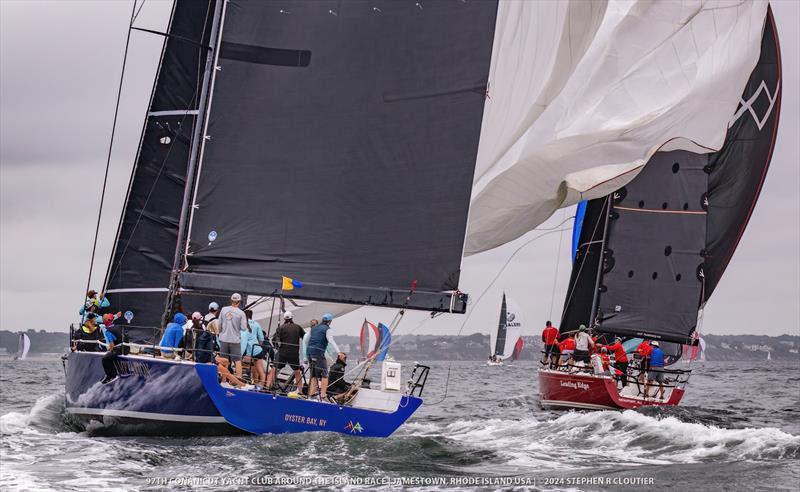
[1, 0, 798, 339]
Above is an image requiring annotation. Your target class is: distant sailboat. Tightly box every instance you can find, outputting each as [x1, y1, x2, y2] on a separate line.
[14, 332, 30, 360]
[767, 351, 772, 361]
[488, 293, 523, 366]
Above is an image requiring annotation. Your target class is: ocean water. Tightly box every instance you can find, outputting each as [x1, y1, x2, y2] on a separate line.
[1, 358, 798, 491]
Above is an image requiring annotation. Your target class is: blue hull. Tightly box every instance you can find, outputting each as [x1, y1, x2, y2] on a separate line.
[196, 364, 423, 438]
[64, 352, 238, 436]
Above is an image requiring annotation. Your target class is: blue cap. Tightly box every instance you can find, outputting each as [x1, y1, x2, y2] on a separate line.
[322, 313, 333, 322]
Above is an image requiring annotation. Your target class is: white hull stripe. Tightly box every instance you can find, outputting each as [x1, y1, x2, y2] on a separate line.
[105, 287, 169, 293]
[540, 400, 617, 411]
[148, 110, 199, 117]
[65, 407, 226, 423]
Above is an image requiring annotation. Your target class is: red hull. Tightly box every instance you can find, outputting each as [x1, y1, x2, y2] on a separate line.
[538, 369, 685, 410]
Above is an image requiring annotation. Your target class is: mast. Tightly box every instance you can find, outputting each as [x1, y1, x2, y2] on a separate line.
[163, 0, 225, 325]
[588, 196, 611, 328]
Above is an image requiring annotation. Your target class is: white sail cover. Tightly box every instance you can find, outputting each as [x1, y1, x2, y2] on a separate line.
[466, 0, 770, 254]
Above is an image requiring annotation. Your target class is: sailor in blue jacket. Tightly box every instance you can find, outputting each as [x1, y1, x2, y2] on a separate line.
[160, 313, 186, 358]
[646, 341, 666, 400]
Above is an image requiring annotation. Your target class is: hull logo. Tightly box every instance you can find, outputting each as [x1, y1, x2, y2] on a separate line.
[345, 421, 364, 433]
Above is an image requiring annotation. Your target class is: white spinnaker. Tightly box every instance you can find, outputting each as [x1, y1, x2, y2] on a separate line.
[502, 297, 524, 360]
[18, 333, 30, 360]
[466, 0, 769, 254]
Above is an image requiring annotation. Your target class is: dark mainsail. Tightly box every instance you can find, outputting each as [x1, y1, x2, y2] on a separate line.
[103, 0, 220, 331]
[494, 294, 508, 357]
[178, 0, 499, 313]
[560, 8, 781, 343]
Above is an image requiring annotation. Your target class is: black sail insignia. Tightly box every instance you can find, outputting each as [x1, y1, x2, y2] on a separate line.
[103, 0, 219, 334]
[179, 0, 499, 313]
[560, 8, 781, 343]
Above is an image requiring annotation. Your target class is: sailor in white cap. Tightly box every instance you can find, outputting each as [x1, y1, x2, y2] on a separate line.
[218, 293, 248, 378]
[205, 301, 220, 323]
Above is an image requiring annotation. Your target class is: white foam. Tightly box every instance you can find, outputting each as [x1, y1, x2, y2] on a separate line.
[402, 409, 800, 470]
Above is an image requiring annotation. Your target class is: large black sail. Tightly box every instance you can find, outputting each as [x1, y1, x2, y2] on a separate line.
[560, 8, 781, 343]
[494, 294, 508, 357]
[703, 7, 782, 299]
[179, 0, 499, 313]
[103, 0, 218, 331]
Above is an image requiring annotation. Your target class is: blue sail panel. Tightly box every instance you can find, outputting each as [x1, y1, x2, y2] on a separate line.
[572, 201, 587, 262]
[377, 323, 392, 362]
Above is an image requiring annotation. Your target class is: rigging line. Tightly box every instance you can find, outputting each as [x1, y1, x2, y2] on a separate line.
[132, 0, 146, 24]
[106, 1, 213, 286]
[426, 220, 574, 406]
[549, 208, 568, 320]
[83, 1, 137, 315]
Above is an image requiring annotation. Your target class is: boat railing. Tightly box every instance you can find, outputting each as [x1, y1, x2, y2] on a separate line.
[407, 363, 430, 397]
[538, 350, 692, 388]
[69, 325, 415, 405]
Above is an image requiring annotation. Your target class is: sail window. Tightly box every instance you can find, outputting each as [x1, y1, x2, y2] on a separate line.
[220, 42, 311, 67]
[159, 136, 172, 145]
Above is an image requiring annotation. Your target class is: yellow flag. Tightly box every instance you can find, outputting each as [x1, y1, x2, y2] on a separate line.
[282, 276, 302, 290]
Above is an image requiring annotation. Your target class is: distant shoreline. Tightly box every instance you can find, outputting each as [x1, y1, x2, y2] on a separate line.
[1, 330, 797, 362]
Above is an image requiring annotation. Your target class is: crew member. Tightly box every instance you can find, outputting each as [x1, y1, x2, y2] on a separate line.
[72, 313, 103, 352]
[304, 313, 344, 400]
[328, 353, 351, 401]
[636, 339, 653, 388]
[558, 335, 575, 368]
[218, 293, 248, 378]
[573, 325, 595, 367]
[541, 321, 560, 368]
[646, 340, 666, 399]
[602, 337, 630, 387]
[79, 289, 111, 324]
[160, 313, 186, 358]
[205, 302, 220, 324]
[268, 311, 305, 392]
[100, 314, 125, 384]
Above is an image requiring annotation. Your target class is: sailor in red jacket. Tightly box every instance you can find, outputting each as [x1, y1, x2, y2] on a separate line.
[558, 335, 575, 367]
[601, 337, 630, 387]
[636, 339, 653, 387]
[541, 321, 560, 368]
